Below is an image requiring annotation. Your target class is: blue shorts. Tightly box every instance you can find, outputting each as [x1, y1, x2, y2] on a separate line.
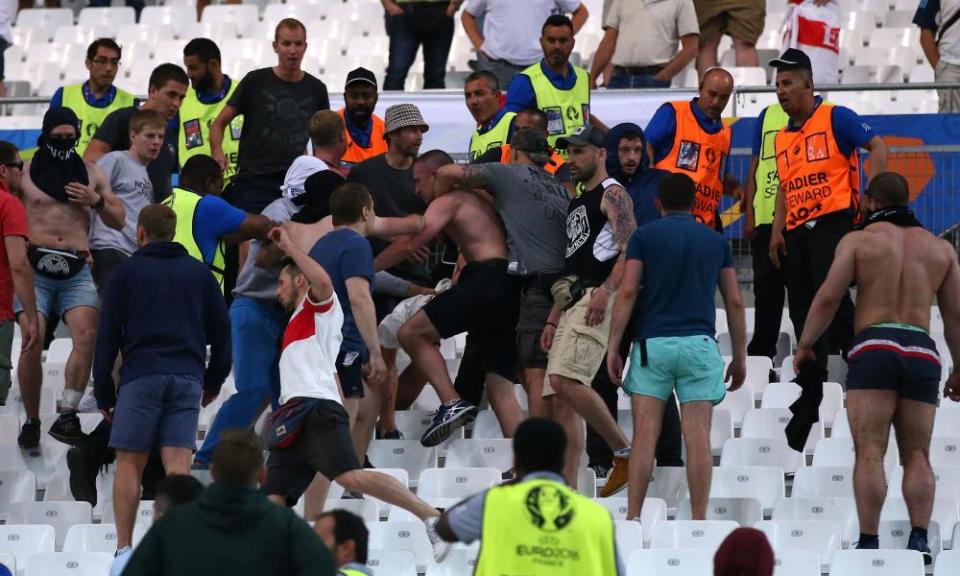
[623, 335, 726, 405]
[109, 374, 203, 452]
[847, 325, 942, 405]
[14, 266, 99, 319]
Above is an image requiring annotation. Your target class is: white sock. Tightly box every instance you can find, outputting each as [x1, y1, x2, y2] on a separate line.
[614, 447, 631, 458]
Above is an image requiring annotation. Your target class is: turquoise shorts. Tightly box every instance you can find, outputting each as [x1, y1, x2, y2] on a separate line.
[623, 335, 726, 405]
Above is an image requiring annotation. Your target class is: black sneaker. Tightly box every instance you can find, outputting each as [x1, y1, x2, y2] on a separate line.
[18, 419, 41, 449]
[380, 429, 404, 440]
[420, 400, 477, 447]
[67, 447, 98, 507]
[907, 529, 933, 565]
[48, 411, 88, 446]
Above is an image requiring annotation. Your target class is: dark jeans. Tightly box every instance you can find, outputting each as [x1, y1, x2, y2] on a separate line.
[587, 314, 683, 469]
[475, 52, 528, 90]
[384, 2, 454, 90]
[784, 213, 856, 378]
[747, 224, 786, 360]
[91, 248, 130, 297]
[607, 73, 670, 89]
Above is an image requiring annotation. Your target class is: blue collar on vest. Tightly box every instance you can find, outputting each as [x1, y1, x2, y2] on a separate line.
[689, 97, 724, 134]
[196, 75, 233, 105]
[478, 107, 510, 134]
[538, 59, 578, 90]
[786, 95, 824, 132]
[344, 110, 373, 148]
[520, 470, 568, 484]
[82, 81, 117, 108]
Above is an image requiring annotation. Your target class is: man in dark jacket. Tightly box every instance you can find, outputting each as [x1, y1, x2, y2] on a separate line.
[585, 124, 683, 479]
[93, 204, 231, 562]
[122, 429, 336, 576]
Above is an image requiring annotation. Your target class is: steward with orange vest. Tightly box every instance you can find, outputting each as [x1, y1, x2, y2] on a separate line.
[767, 49, 886, 443]
[645, 69, 741, 230]
[339, 68, 387, 171]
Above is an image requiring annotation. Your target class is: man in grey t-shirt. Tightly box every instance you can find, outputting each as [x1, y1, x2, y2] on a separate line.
[91, 109, 165, 294]
[431, 129, 569, 418]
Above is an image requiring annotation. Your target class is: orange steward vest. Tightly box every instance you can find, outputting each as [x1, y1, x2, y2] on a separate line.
[653, 101, 730, 228]
[339, 109, 387, 167]
[774, 102, 859, 231]
[498, 144, 566, 175]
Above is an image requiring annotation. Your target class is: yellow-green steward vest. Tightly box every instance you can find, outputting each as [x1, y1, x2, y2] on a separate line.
[470, 111, 516, 160]
[520, 63, 590, 149]
[60, 83, 135, 156]
[753, 103, 789, 226]
[162, 187, 227, 291]
[178, 79, 243, 187]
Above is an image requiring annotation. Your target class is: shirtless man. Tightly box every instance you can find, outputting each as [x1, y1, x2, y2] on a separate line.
[380, 150, 524, 447]
[16, 107, 125, 449]
[796, 172, 960, 562]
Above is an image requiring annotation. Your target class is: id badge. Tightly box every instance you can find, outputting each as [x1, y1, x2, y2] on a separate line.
[544, 107, 564, 135]
[230, 115, 244, 141]
[183, 118, 203, 149]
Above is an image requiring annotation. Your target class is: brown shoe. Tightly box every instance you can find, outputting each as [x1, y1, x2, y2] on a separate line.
[599, 455, 629, 497]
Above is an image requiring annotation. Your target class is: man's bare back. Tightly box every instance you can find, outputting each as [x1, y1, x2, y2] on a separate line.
[431, 189, 507, 263]
[845, 223, 956, 333]
[21, 160, 110, 251]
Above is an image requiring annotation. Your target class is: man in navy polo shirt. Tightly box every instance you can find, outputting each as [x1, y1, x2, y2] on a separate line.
[606, 172, 746, 523]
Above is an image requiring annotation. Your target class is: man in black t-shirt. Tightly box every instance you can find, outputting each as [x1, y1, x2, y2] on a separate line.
[208, 18, 330, 215]
[83, 64, 189, 202]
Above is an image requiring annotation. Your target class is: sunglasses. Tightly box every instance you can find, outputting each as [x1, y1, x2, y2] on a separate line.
[2, 162, 23, 171]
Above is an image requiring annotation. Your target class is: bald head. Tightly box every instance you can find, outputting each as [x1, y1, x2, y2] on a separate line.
[697, 68, 734, 120]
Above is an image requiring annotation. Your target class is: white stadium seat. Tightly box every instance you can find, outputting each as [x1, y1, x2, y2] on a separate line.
[140, 5, 198, 28]
[321, 499, 380, 524]
[0, 524, 55, 570]
[25, 552, 113, 576]
[200, 5, 260, 38]
[368, 521, 434, 571]
[934, 405, 960, 438]
[0, 470, 37, 520]
[756, 519, 843, 572]
[594, 498, 666, 547]
[366, 441, 437, 488]
[741, 408, 823, 455]
[813, 436, 899, 473]
[890, 466, 960, 502]
[773, 549, 823, 576]
[445, 439, 513, 473]
[417, 468, 500, 500]
[102, 500, 154, 525]
[16, 9, 74, 42]
[627, 548, 714, 576]
[710, 466, 785, 515]
[615, 519, 643, 560]
[716, 383, 755, 428]
[711, 408, 734, 456]
[676, 496, 763, 526]
[720, 438, 804, 474]
[650, 520, 739, 551]
[773, 497, 859, 547]
[368, 549, 418, 576]
[62, 523, 148, 553]
[645, 467, 689, 512]
[881, 497, 959, 549]
[425, 546, 477, 576]
[77, 7, 136, 30]
[793, 466, 854, 499]
[830, 549, 925, 576]
[935, 550, 960, 576]
[760, 381, 844, 427]
[7, 502, 93, 548]
[878, 519, 942, 560]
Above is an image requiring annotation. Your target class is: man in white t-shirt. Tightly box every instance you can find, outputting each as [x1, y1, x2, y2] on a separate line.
[262, 225, 450, 564]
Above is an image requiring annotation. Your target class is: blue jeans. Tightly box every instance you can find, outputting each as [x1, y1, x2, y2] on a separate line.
[384, 3, 454, 90]
[608, 73, 670, 89]
[194, 297, 284, 464]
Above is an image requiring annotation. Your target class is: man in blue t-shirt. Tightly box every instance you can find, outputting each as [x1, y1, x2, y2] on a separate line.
[606, 172, 746, 523]
[308, 182, 385, 455]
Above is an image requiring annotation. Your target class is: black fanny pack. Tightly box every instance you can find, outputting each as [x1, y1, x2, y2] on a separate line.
[265, 397, 320, 449]
[28, 246, 87, 279]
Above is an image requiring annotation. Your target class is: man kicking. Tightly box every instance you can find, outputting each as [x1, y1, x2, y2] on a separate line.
[380, 150, 524, 446]
[264, 223, 450, 563]
[796, 172, 960, 563]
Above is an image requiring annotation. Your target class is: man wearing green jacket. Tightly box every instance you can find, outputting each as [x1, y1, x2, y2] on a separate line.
[121, 429, 336, 576]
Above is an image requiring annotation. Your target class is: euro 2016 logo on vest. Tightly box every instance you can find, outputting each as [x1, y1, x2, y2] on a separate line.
[565, 105, 580, 122]
[705, 147, 717, 166]
[525, 485, 575, 532]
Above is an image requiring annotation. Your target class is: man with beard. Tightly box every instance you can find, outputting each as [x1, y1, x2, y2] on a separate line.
[209, 18, 329, 214]
[179, 38, 244, 188]
[584, 123, 683, 480]
[338, 68, 387, 171]
[84, 64, 189, 202]
[16, 107, 125, 449]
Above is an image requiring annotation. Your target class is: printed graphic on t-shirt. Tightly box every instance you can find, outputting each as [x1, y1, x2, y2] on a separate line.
[184, 119, 203, 149]
[566, 204, 590, 257]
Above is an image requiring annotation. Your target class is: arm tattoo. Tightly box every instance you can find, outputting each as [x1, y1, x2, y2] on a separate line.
[603, 185, 636, 250]
[460, 165, 490, 189]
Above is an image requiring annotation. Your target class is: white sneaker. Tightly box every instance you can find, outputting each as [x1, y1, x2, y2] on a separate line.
[425, 516, 451, 563]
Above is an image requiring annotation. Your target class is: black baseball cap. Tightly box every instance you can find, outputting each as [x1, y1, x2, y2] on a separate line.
[769, 48, 813, 72]
[345, 67, 377, 89]
[555, 126, 604, 150]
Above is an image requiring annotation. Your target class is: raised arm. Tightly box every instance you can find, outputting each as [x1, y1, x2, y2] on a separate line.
[224, 213, 275, 245]
[864, 135, 887, 179]
[270, 226, 333, 302]
[209, 104, 240, 171]
[77, 162, 125, 230]
[795, 234, 858, 370]
[370, 213, 425, 240]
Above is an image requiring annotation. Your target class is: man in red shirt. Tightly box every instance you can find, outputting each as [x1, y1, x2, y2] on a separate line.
[0, 141, 38, 406]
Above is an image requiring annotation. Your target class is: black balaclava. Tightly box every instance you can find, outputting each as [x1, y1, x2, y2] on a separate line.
[30, 107, 89, 203]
